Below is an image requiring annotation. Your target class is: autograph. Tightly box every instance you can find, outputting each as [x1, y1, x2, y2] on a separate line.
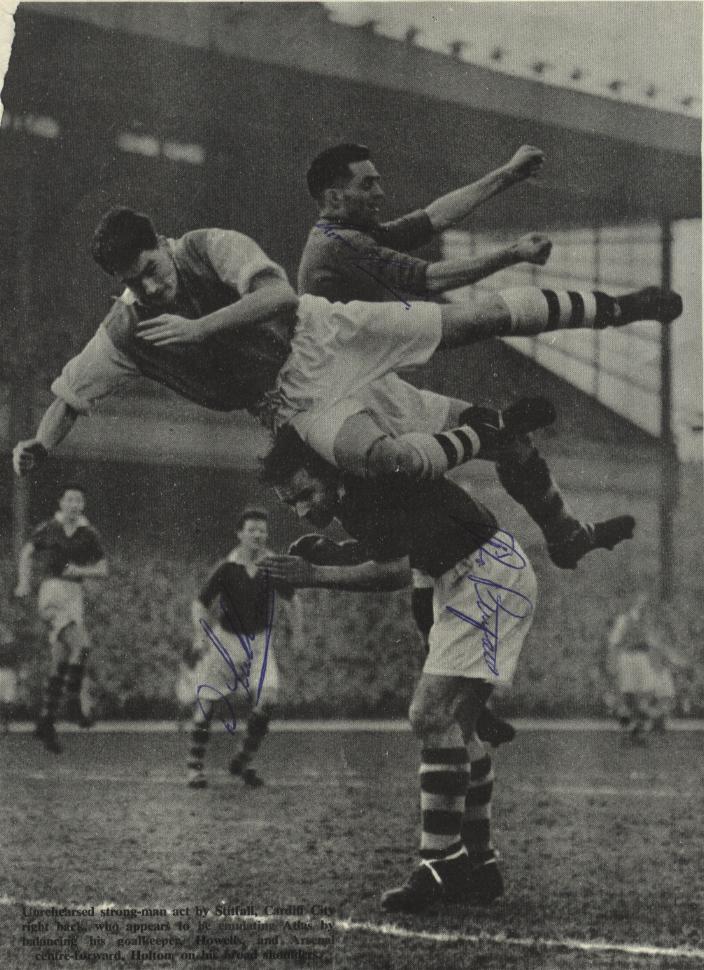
[315, 221, 413, 308]
[195, 583, 276, 734]
[446, 527, 533, 677]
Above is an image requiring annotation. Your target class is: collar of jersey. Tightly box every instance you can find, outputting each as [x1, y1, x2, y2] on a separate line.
[54, 512, 90, 529]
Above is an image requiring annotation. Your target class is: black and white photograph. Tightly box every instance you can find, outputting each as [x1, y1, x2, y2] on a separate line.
[0, 2, 701, 967]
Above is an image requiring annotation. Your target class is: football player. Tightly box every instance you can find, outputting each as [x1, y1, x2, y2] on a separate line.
[259, 427, 537, 912]
[14, 207, 681, 518]
[14, 485, 108, 753]
[185, 508, 280, 789]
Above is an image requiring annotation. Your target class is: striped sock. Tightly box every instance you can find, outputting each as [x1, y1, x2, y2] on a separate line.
[500, 287, 618, 336]
[64, 663, 85, 707]
[461, 753, 495, 858]
[188, 716, 211, 772]
[419, 747, 470, 860]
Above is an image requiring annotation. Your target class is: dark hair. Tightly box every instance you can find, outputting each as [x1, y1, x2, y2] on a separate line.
[236, 507, 268, 532]
[260, 427, 336, 488]
[59, 483, 85, 499]
[91, 207, 159, 274]
[306, 143, 371, 201]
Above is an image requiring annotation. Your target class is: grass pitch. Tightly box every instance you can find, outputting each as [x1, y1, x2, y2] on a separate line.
[1, 726, 702, 969]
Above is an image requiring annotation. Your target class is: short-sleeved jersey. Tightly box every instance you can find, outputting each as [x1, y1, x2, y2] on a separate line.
[297, 211, 434, 304]
[337, 475, 498, 578]
[51, 229, 295, 415]
[198, 557, 273, 636]
[30, 516, 104, 580]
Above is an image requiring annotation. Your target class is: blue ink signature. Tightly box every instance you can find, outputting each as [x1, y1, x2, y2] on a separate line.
[196, 581, 276, 734]
[446, 527, 532, 676]
[315, 221, 412, 308]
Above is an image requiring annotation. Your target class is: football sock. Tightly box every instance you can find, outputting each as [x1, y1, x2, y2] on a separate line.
[496, 443, 580, 544]
[188, 715, 211, 772]
[234, 709, 271, 769]
[419, 747, 470, 860]
[64, 663, 85, 707]
[41, 661, 68, 723]
[461, 753, 495, 858]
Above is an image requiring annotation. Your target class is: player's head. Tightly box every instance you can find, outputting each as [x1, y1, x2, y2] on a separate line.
[91, 207, 178, 309]
[57, 484, 86, 522]
[261, 427, 341, 528]
[307, 143, 384, 226]
[235, 508, 269, 554]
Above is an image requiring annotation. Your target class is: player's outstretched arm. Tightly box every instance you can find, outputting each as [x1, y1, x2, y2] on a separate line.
[136, 280, 298, 347]
[13, 398, 80, 477]
[424, 145, 545, 232]
[259, 553, 411, 593]
[425, 233, 552, 293]
[14, 542, 35, 598]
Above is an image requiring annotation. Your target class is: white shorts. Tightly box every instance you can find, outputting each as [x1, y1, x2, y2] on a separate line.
[616, 652, 663, 696]
[0, 668, 17, 704]
[181, 622, 280, 710]
[37, 579, 86, 648]
[424, 535, 537, 685]
[274, 295, 445, 461]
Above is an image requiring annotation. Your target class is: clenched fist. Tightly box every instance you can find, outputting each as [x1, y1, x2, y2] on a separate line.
[505, 145, 545, 181]
[513, 233, 552, 266]
[13, 439, 48, 477]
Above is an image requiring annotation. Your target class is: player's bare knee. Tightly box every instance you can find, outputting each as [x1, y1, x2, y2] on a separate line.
[367, 438, 424, 478]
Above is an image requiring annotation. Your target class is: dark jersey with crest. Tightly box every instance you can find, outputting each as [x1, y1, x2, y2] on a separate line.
[298, 210, 434, 304]
[198, 560, 273, 637]
[337, 475, 498, 578]
[30, 518, 104, 581]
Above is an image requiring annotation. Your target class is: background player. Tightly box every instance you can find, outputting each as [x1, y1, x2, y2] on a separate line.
[185, 508, 280, 789]
[14, 485, 108, 753]
[260, 427, 537, 913]
[0, 620, 21, 734]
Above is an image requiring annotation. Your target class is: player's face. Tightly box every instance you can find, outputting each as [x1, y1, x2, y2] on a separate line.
[237, 518, 268, 554]
[277, 468, 339, 528]
[118, 241, 179, 309]
[340, 160, 385, 227]
[59, 489, 85, 523]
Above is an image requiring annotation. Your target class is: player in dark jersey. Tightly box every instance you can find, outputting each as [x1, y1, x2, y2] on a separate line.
[14, 485, 108, 753]
[259, 428, 538, 913]
[13, 207, 681, 502]
[184, 508, 279, 789]
[298, 142, 640, 569]
[299, 143, 549, 303]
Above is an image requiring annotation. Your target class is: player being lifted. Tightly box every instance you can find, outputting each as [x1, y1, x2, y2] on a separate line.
[14, 485, 108, 754]
[183, 508, 280, 789]
[259, 426, 537, 913]
[13, 203, 680, 555]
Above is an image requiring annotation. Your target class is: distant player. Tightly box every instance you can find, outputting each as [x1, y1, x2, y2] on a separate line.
[260, 427, 538, 913]
[13, 207, 681, 535]
[14, 485, 108, 754]
[608, 595, 688, 740]
[0, 620, 20, 734]
[185, 508, 280, 789]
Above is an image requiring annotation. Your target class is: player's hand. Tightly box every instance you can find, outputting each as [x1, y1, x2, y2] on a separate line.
[136, 314, 205, 346]
[13, 439, 48, 477]
[13, 584, 30, 599]
[258, 555, 318, 589]
[513, 233, 552, 266]
[505, 145, 545, 181]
